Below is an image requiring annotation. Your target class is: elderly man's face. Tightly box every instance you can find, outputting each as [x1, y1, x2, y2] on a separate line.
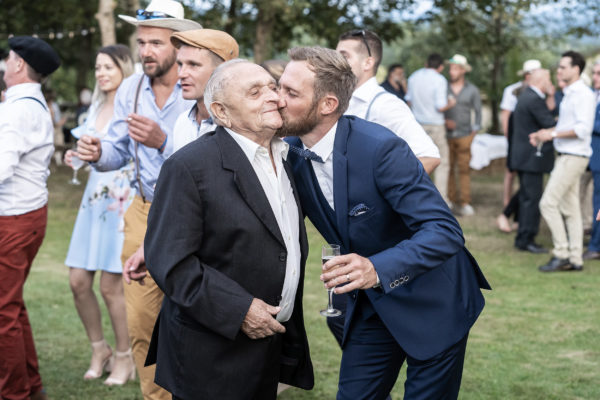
[221, 63, 281, 133]
[137, 26, 177, 78]
[177, 46, 220, 100]
[277, 60, 320, 137]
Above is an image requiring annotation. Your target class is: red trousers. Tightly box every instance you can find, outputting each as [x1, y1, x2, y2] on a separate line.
[0, 206, 47, 400]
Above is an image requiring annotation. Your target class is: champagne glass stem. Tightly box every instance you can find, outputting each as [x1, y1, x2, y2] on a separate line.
[327, 288, 335, 311]
[72, 169, 78, 182]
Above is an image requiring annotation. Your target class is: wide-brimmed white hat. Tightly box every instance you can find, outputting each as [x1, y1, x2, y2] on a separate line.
[448, 54, 471, 72]
[118, 0, 202, 32]
[518, 59, 542, 76]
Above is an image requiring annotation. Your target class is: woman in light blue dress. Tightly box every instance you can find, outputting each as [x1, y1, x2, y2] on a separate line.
[64, 44, 136, 386]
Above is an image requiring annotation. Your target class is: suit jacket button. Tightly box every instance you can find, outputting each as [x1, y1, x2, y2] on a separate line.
[394, 279, 400, 285]
[389, 282, 395, 289]
[279, 252, 287, 262]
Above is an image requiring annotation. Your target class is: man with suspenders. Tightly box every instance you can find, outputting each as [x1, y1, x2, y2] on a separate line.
[0, 36, 60, 400]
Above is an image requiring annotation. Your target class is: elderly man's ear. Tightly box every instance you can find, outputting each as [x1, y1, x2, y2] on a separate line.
[319, 94, 339, 116]
[210, 102, 232, 128]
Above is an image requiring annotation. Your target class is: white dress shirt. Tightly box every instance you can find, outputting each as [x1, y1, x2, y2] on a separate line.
[346, 77, 439, 159]
[0, 83, 54, 216]
[225, 128, 301, 322]
[500, 81, 523, 112]
[406, 68, 449, 125]
[554, 79, 595, 157]
[172, 104, 218, 153]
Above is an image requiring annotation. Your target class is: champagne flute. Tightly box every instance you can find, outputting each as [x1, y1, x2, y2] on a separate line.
[320, 244, 342, 317]
[68, 153, 84, 185]
[535, 138, 543, 157]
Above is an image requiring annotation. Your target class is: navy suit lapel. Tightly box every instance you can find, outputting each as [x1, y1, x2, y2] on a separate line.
[215, 127, 285, 247]
[333, 119, 350, 251]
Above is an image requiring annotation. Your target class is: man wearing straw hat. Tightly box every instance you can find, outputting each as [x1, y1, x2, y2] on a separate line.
[77, 1, 200, 398]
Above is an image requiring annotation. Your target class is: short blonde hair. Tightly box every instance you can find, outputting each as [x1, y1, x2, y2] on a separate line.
[287, 46, 357, 115]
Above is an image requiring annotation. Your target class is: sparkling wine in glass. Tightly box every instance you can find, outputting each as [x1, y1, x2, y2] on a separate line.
[535, 140, 543, 157]
[320, 244, 342, 317]
[69, 154, 84, 185]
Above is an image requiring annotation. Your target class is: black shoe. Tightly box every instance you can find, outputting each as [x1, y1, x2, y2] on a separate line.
[516, 243, 548, 254]
[538, 257, 570, 272]
[567, 264, 584, 271]
[582, 250, 600, 260]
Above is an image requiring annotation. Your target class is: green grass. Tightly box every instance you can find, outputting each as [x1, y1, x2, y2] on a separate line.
[24, 165, 600, 399]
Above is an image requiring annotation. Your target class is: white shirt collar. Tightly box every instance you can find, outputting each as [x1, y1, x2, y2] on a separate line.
[352, 77, 379, 103]
[224, 127, 289, 162]
[305, 122, 338, 162]
[563, 79, 586, 96]
[5, 82, 44, 103]
[529, 85, 546, 99]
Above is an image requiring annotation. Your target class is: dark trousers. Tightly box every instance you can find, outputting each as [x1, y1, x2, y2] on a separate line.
[0, 206, 47, 400]
[337, 294, 468, 400]
[515, 171, 544, 248]
[589, 171, 600, 251]
[503, 190, 520, 222]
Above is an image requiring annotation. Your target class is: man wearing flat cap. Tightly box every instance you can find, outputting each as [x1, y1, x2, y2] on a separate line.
[0, 36, 60, 400]
[171, 29, 239, 151]
[77, 0, 201, 398]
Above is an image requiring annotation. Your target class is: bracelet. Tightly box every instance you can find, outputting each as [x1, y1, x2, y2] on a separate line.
[158, 135, 168, 153]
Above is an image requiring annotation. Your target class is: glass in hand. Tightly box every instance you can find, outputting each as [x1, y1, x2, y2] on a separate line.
[535, 140, 543, 157]
[69, 153, 85, 185]
[320, 244, 342, 317]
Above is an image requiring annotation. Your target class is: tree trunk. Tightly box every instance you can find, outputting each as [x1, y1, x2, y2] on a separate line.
[96, 0, 117, 46]
[253, 6, 274, 64]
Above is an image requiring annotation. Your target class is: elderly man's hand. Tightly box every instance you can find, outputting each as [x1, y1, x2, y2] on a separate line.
[321, 253, 378, 294]
[123, 245, 147, 285]
[77, 135, 102, 162]
[127, 113, 166, 149]
[241, 298, 285, 339]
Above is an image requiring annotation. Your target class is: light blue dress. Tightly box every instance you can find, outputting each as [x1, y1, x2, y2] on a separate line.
[65, 103, 134, 273]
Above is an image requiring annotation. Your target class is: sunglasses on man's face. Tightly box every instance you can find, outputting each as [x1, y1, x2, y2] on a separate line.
[349, 30, 372, 57]
[136, 9, 173, 20]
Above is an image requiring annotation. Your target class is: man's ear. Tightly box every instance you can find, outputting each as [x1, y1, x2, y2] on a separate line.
[363, 56, 375, 74]
[210, 102, 231, 128]
[319, 94, 340, 117]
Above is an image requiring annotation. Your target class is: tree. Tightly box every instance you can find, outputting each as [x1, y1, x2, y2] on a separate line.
[96, 0, 117, 46]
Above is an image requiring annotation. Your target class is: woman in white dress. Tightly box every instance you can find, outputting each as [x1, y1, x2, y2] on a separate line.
[64, 44, 136, 386]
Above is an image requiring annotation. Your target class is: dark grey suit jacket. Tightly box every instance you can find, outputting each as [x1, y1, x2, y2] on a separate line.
[144, 127, 314, 399]
[510, 86, 556, 173]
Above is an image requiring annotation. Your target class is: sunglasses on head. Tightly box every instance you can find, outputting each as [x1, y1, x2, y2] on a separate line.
[136, 9, 174, 20]
[349, 29, 372, 57]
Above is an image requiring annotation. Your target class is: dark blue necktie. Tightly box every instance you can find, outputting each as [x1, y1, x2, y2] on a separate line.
[289, 145, 324, 163]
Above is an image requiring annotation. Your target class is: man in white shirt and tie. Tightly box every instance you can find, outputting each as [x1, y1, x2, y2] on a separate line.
[530, 51, 596, 272]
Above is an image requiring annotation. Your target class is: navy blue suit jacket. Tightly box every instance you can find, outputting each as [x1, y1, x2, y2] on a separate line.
[286, 116, 490, 360]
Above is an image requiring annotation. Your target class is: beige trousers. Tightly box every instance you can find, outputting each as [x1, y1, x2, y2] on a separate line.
[121, 196, 169, 400]
[422, 124, 449, 204]
[540, 155, 590, 265]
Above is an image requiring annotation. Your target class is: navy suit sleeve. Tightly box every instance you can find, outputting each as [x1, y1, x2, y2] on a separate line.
[368, 137, 465, 293]
[145, 156, 253, 340]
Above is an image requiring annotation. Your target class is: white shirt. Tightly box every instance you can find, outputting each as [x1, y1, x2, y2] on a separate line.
[0, 83, 54, 216]
[225, 128, 301, 322]
[346, 77, 440, 159]
[500, 81, 523, 112]
[306, 123, 337, 209]
[172, 105, 218, 153]
[406, 68, 449, 125]
[554, 79, 595, 157]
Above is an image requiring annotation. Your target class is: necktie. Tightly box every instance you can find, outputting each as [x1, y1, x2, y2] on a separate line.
[288, 145, 325, 163]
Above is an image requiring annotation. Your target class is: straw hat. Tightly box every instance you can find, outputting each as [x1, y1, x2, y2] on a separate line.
[517, 59, 542, 76]
[118, 0, 202, 32]
[448, 54, 471, 72]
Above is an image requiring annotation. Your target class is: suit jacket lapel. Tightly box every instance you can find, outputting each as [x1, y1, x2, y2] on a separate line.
[215, 127, 285, 247]
[333, 118, 350, 251]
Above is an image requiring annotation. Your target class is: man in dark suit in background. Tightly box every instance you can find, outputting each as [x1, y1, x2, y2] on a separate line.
[510, 69, 557, 254]
[143, 59, 313, 399]
[278, 46, 490, 400]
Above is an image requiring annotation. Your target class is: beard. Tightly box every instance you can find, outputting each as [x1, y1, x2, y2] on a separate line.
[142, 49, 177, 78]
[276, 100, 320, 138]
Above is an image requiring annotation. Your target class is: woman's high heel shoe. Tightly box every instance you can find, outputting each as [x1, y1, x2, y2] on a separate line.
[103, 348, 136, 386]
[83, 339, 113, 380]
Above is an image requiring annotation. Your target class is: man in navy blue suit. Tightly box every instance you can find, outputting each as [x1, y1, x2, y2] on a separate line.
[278, 46, 490, 399]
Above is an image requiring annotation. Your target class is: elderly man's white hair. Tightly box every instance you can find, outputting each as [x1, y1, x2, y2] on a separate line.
[204, 58, 250, 123]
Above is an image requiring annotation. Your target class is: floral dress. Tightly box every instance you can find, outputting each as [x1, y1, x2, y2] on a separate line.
[65, 103, 134, 273]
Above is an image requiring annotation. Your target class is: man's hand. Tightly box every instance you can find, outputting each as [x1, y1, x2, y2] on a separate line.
[64, 149, 75, 168]
[321, 253, 378, 294]
[529, 129, 553, 147]
[77, 135, 102, 162]
[241, 298, 285, 339]
[127, 113, 166, 149]
[123, 245, 147, 285]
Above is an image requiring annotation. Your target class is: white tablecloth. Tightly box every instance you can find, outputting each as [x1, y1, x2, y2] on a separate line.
[470, 133, 508, 170]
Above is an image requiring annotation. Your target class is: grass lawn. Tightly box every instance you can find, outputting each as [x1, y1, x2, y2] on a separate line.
[24, 163, 600, 399]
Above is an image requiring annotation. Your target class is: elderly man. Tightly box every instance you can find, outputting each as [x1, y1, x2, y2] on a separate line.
[76, 0, 200, 397]
[143, 59, 313, 399]
[279, 46, 489, 400]
[444, 54, 482, 216]
[170, 29, 239, 152]
[531, 51, 596, 272]
[0, 36, 60, 400]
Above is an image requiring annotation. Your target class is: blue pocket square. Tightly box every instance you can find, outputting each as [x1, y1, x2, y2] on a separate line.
[349, 203, 370, 216]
